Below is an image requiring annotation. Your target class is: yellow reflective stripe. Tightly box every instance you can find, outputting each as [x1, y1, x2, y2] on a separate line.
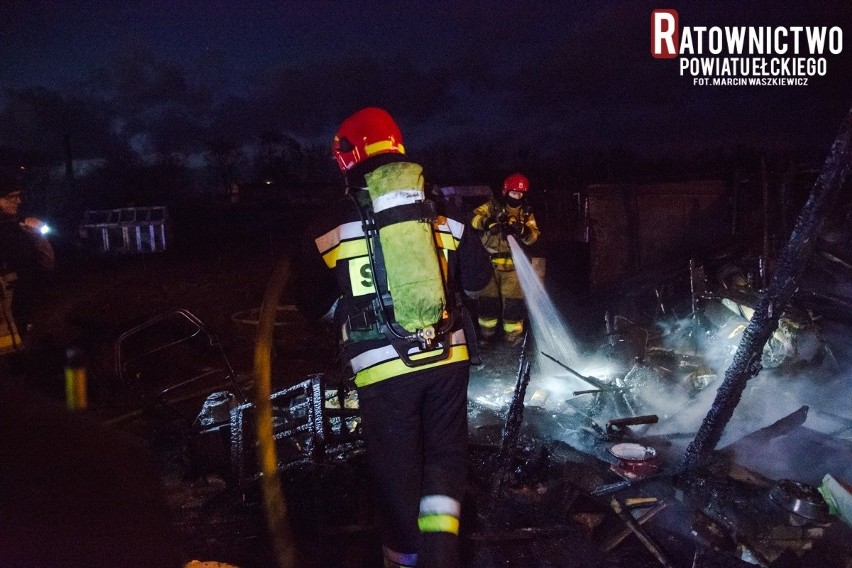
[365, 140, 405, 157]
[321, 240, 369, 268]
[434, 230, 459, 251]
[478, 317, 498, 329]
[434, 217, 463, 251]
[443, 247, 450, 272]
[503, 321, 524, 333]
[354, 345, 469, 388]
[418, 514, 460, 535]
[351, 330, 465, 371]
[492, 257, 514, 266]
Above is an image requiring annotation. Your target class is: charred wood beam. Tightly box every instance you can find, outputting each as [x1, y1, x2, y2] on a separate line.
[607, 414, 659, 434]
[610, 497, 675, 567]
[489, 333, 533, 504]
[682, 106, 852, 471]
[602, 501, 667, 552]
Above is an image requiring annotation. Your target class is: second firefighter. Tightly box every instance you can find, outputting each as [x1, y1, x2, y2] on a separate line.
[471, 173, 544, 344]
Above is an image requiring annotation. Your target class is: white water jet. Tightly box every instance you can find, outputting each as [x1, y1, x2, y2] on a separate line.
[508, 236, 587, 393]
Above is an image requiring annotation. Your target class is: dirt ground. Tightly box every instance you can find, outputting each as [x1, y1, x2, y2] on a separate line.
[7, 201, 852, 568]
[7, 203, 624, 567]
[6, 204, 323, 567]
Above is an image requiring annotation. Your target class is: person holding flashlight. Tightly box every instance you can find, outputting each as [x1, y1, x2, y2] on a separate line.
[0, 172, 54, 370]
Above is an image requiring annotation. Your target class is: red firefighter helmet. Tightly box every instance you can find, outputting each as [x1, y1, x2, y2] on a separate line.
[332, 107, 406, 172]
[502, 173, 530, 195]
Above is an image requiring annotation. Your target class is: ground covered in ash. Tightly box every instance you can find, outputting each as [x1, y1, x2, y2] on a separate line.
[8, 202, 852, 568]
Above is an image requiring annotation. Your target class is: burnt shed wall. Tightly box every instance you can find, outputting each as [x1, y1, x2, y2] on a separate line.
[586, 181, 731, 287]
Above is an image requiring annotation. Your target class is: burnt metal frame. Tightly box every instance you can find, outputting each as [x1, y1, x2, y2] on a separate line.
[229, 374, 363, 487]
[115, 309, 247, 414]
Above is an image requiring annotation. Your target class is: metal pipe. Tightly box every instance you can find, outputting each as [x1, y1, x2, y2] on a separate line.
[573, 388, 625, 396]
[541, 351, 608, 390]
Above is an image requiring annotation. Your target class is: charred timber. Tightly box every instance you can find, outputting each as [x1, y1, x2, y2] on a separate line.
[682, 106, 852, 470]
[489, 333, 533, 504]
[602, 501, 667, 552]
[609, 497, 675, 568]
[606, 414, 659, 434]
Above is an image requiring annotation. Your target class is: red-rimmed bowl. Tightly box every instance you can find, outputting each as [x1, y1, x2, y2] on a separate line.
[610, 443, 659, 476]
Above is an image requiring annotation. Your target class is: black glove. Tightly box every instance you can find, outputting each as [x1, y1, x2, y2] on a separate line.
[485, 217, 501, 235]
[503, 219, 522, 236]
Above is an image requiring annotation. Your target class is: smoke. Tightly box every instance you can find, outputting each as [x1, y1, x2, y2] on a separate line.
[505, 239, 852, 481]
[626, 304, 852, 479]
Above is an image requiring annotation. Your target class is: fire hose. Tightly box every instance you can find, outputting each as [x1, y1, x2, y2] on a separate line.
[253, 256, 297, 568]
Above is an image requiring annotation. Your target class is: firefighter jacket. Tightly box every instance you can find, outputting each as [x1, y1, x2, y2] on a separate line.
[471, 199, 540, 269]
[0, 218, 53, 354]
[294, 191, 492, 388]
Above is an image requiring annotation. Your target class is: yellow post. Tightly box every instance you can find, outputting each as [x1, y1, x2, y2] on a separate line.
[64, 348, 87, 411]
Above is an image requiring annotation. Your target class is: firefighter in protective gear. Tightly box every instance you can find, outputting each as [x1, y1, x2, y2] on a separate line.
[470, 173, 544, 344]
[1, 174, 54, 367]
[294, 107, 491, 568]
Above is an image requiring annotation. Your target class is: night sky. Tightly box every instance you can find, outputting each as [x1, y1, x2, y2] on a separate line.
[2, 1, 852, 172]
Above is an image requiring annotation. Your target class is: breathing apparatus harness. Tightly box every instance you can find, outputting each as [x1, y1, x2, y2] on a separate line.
[347, 187, 461, 368]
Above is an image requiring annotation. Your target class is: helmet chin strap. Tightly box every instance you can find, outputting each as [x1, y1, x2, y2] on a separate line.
[505, 195, 523, 207]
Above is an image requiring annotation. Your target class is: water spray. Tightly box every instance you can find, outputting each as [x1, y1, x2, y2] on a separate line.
[540, 351, 608, 390]
[506, 235, 584, 387]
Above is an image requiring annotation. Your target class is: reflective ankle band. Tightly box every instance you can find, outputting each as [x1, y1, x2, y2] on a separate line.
[418, 514, 460, 535]
[418, 495, 461, 535]
[382, 546, 417, 568]
[503, 321, 524, 333]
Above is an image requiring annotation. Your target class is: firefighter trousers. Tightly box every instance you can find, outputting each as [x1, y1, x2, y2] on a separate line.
[357, 362, 469, 568]
[477, 265, 526, 338]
